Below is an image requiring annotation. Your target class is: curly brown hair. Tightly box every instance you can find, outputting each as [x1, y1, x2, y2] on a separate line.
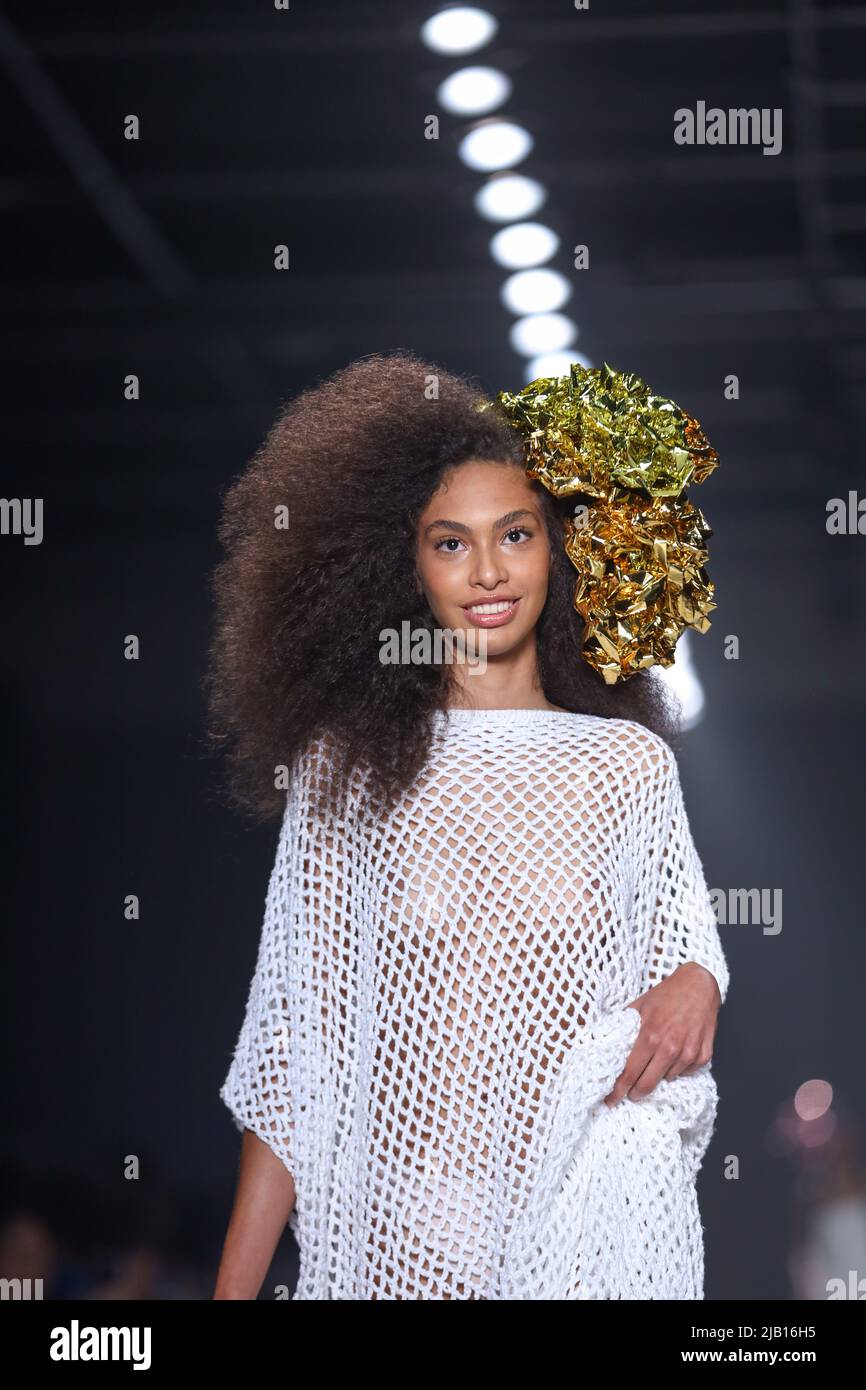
[202, 350, 683, 824]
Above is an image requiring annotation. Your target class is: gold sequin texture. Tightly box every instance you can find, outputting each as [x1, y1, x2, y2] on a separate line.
[484, 360, 719, 685]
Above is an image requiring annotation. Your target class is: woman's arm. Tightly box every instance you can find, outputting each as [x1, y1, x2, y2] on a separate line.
[213, 1129, 296, 1300]
[605, 731, 730, 1105]
[215, 736, 349, 1297]
[216, 791, 299, 1295]
[636, 736, 730, 1004]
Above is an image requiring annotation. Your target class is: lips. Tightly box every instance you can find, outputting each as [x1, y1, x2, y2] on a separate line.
[461, 596, 522, 628]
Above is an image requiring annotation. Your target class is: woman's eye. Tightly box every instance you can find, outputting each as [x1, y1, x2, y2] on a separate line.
[433, 527, 532, 552]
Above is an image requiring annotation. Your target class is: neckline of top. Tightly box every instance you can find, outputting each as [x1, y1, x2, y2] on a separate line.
[432, 707, 591, 723]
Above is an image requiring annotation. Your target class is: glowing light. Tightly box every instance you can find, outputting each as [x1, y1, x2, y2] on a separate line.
[500, 268, 572, 315]
[524, 351, 592, 381]
[490, 221, 558, 268]
[794, 1079, 834, 1122]
[420, 7, 498, 55]
[436, 66, 511, 116]
[509, 313, 577, 356]
[657, 630, 706, 730]
[459, 120, 533, 171]
[474, 174, 547, 223]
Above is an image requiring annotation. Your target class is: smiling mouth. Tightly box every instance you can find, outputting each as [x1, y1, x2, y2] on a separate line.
[461, 597, 521, 627]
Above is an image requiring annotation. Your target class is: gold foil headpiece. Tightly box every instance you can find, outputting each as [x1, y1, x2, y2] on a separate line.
[486, 360, 719, 685]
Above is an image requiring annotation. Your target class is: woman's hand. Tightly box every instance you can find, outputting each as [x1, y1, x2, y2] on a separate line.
[603, 962, 721, 1107]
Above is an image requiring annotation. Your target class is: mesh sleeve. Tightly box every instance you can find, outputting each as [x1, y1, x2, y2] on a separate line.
[640, 744, 730, 1005]
[219, 793, 297, 1177]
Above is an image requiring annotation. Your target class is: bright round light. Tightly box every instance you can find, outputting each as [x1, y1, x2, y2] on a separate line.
[510, 313, 577, 356]
[436, 66, 511, 116]
[525, 351, 592, 381]
[420, 7, 498, 55]
[501, 269, 572, 315]
[794, 1079, 834, 1122]
[657, 631, 707, 731]
[474, 174, 547, 223]
[490, 221, 558, 268]
[459, 121, 533, 172]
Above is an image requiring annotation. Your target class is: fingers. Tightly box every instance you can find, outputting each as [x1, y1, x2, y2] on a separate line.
[671, 1020, 717, 1079]
[673, 1034, 715, 1078]
[605, 1038, 676, 1105]
[603, 1033, 656, 1106]
[603, 1025, 713, 1104]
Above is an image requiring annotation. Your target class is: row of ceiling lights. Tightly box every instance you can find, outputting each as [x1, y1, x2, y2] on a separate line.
[420, 6, 592, 384]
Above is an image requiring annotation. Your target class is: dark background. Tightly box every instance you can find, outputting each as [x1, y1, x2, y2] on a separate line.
[2, 0, 865, 1300]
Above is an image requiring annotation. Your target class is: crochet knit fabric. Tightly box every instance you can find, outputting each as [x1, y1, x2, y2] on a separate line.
[220, 707, 730, 1300]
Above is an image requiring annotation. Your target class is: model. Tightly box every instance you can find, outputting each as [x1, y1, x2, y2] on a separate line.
[208, 351, 730, 1301]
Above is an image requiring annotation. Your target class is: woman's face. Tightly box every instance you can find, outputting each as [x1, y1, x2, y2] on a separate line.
[414, 459, 551, 656]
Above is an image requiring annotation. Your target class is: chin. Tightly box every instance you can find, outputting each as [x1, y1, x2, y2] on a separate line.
[471, 624, 531, 655]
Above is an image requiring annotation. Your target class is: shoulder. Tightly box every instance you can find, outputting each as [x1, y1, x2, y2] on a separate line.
[581, 715, 674, 773]
[289, 727, 345, 782]
[578, 716, 678, 807]
[291, 727, 370, 815]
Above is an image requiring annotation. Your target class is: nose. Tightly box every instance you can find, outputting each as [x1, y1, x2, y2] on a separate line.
[468, 540, 510, 589]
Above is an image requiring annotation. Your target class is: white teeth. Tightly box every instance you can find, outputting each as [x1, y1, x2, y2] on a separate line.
[467, 601, 515, 615]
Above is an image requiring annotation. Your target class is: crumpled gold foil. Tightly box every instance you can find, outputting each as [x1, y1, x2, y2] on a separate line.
[488, 360, 719, 684]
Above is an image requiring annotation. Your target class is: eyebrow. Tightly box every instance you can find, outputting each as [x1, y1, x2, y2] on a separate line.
[424, 508, 538, 538]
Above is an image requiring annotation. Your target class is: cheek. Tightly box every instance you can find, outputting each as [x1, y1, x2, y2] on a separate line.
[416, 550, 458, 605]
[415, 544, 434, 583]
[416, 550, 437, 589]
[516, 541, 551, 587]
[518, 548, 551, 618]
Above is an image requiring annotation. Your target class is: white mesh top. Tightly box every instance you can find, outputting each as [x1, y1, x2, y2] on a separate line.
[220, 706, 730, 1300]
